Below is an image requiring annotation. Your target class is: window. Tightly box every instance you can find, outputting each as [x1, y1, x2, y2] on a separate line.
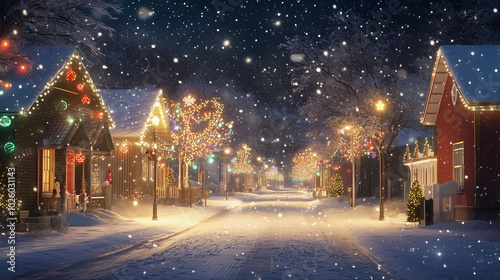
[453, 142, 464, 189]
[42, 149, 55, 193]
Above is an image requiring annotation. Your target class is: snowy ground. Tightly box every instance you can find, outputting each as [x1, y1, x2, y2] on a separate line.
[2, 189, 500, 279]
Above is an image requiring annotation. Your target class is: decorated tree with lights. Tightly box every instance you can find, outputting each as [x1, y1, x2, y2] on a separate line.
[232, 144, 253, 191]
[282, 10, 427, 218]
[329, 174, 344, 197]
[291, 149, 318, 187]
[166, 95, 232, 190]
[232, 145, 253, 174]
[407, 180, 424, 222]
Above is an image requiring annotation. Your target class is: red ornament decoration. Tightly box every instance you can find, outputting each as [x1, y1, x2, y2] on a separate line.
[81, 94, 90, 105]
[77, 83, 84, 91]
[144, 150, 155, 161]
[66, 152, 75, 164]
[76, 151, 85, 163]
[97, 111, 104, 120]
[119, 144, 129, 154]
[66, 68, 77, 81]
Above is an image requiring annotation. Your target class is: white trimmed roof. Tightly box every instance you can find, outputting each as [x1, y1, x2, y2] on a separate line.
[422, 45, 500, 125]
[100, 88, 162, 137]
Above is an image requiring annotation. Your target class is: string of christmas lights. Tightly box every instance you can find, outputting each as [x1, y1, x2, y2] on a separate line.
[232, 144, 253, 174]
[291, 149, 318, 180]
[166, 95, 232, 164]
[338, 126, 377, 160]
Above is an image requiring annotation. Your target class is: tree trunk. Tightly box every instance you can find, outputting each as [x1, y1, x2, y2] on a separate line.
[355, 156, 361, 199]
[379, 150, 388, 220]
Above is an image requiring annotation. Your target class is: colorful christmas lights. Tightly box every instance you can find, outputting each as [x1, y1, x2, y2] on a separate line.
[291, 149, 318, 180]
[166, 95, 231, 164]
[66, 68, 77, 81]
[81, 94, 90, 105]
[0, 116, 11, 127]
[232, 145, 253, 174]
[4, 142, 15, 153]
[75, 151, 85, 163]
[66, 152, 75, 164]
[119, 144, 129, 154]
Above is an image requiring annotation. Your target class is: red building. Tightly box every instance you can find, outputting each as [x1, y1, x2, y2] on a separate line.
[421, 45, 500, 220]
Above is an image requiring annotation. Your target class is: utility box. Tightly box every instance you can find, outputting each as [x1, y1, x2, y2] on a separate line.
[419, 198, 434, 226]
[103, 186, 112, 210]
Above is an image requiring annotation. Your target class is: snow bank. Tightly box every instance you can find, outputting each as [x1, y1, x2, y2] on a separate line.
[66, 213, 103, 227]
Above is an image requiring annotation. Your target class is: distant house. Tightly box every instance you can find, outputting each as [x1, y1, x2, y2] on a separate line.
[0, 47, 114, 215]
[403, 139, 437, 189]
[99, 89, 172, 201]
[421, 45, 500, 220]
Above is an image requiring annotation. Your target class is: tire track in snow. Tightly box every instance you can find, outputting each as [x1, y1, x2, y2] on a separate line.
[20, 209, 234, 280]
[316, 221, 397, 279]
[233, 231, 275, 279]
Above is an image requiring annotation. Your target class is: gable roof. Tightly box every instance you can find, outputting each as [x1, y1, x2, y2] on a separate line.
[422, 45, 500, 125]
[1, 47, 76, 113]
[100, 88, 165, 137]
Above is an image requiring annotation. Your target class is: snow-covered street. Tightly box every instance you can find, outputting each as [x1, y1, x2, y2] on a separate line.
[3, 189, 500, 279]
[109, 190, 389, 279]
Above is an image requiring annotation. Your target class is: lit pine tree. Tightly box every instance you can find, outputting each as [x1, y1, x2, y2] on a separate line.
[329, 174, 344, 197]
[407, 180, 423, 222]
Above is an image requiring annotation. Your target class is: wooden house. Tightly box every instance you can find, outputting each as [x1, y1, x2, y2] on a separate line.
[99, 89, 172, 202]
[0, 47, 114, 215]
[421, 45, 500, 220]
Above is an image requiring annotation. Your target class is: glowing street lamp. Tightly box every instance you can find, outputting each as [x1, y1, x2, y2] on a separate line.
[376, 99, 386, 221]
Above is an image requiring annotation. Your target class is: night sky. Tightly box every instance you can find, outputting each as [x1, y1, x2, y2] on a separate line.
[90, 0, 460, 170]
[101, 0, 431, 105]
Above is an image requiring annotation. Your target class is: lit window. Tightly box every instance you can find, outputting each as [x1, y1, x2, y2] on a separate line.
[452, 142, 464, 189]
[42, 150, 55, 193]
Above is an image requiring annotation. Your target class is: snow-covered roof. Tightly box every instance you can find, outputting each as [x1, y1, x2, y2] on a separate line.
[421, 45, 500, 125]
[100, 88, 162, 137]
[0, 46, 76, 113]
[441, 45, 500, 105]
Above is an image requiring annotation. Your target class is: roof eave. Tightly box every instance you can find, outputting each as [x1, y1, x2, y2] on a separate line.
[421, 50, 448, 126]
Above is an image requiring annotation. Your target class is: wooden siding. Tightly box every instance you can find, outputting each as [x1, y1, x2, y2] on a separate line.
[1, 56, 113, 215]
[98, 137, 146, 198]
[98, 134, 170, 200]
[478, 111, 500, 207]
[436, 75, 476, 207]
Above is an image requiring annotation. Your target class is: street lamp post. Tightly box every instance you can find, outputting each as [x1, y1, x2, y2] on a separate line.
[151, 116, 160, 221]
[197, 162, 206, 206]
[376, 99, 386, 221]
[342, 125, 356, 207]
[224, 148, 230, 200]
